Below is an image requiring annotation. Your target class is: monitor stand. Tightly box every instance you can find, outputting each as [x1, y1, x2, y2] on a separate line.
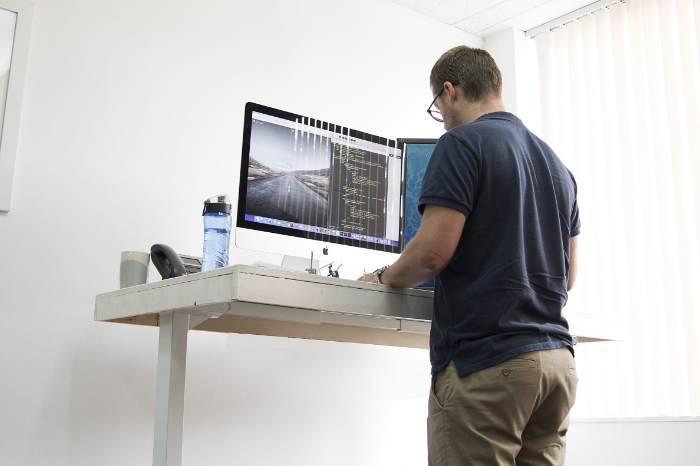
[252, 253, 320, 274]
[282, 254, 320, 274]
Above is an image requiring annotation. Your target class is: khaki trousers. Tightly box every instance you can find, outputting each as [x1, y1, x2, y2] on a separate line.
[428, 347, 578, 466]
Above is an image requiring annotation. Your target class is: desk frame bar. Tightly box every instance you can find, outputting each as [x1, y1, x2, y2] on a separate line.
[153, 312, 190, 466]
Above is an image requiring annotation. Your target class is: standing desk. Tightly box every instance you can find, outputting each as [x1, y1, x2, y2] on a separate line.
[94, 264, 622, 466]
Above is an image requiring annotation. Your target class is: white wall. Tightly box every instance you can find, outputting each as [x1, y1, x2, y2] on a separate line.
[484, 27, 541, 135]
[0, 0, 480, 465]
[567, 418, 700, 465]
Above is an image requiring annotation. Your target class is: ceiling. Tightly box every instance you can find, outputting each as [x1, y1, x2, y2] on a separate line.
[387, 0, 599, 38]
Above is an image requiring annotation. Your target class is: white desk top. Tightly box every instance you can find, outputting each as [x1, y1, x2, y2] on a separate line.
[95, 265, 435, 349]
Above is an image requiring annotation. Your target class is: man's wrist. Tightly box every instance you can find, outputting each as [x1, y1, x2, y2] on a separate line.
[373, 265, 390, 284]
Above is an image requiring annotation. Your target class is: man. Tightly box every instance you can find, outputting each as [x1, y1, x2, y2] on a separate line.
[359, 46, 580, 465]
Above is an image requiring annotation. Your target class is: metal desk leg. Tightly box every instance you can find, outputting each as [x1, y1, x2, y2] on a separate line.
[153, 312, 190, 466]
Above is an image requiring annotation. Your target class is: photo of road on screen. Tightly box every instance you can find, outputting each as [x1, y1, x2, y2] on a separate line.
[245, 118, 331, 227]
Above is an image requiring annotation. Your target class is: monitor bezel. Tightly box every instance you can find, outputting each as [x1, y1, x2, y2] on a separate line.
[237, 102, 402, 254]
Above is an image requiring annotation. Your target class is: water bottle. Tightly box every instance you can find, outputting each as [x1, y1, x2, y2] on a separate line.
[202, 194, 232, 272]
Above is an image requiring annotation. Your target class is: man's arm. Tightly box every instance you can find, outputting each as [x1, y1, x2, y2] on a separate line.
[358, 204, 466, 287]
[567, 235, 579, 291]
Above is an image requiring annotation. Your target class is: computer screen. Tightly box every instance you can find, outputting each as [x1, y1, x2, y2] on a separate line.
[399, 139, 438, 250]
[399, 138, 438, 288]
[236, 102, 403, 262]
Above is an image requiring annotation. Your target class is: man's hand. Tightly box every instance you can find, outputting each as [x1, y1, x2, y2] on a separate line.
[357, 272, 378, 283]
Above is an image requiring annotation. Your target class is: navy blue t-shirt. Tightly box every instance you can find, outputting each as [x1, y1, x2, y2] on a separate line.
[418, 112, 581, 377]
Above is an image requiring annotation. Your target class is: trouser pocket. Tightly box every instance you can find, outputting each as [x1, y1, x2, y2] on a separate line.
[430, 371, 446, 409]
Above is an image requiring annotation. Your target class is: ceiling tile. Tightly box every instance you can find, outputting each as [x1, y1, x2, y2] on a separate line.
[387, 0, 443, 16]
[388, 0, 606, 39]
[451, 0, 551, 34]
[429, 0, 506, 24]
[388, 0, 504, 24]
[474, 0, 595, 37]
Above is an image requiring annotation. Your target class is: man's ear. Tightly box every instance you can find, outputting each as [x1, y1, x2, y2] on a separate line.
[445, 82, 458, 103]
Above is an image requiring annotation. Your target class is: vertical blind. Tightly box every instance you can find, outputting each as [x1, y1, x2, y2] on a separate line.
[536, 0, 700, 416]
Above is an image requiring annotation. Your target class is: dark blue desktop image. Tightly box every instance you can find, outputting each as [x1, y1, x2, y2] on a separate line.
[400, 139, 438, 289]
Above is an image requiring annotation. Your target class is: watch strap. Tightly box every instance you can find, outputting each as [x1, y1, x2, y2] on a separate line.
[373, 265, 390, 284]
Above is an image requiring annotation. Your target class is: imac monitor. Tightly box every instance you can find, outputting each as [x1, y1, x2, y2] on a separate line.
[236, 102, 403, 270]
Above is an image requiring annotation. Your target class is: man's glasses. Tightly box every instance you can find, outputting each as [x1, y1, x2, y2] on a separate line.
[427, 88, 445, 122]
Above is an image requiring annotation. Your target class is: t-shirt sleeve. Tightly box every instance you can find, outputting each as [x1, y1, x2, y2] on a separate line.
[418, 133, 479, 219]
[569, 170, 581, 237]
[571, 200, 581, 237]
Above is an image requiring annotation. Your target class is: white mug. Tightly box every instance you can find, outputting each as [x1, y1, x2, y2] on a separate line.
[120, 251, 150, 288]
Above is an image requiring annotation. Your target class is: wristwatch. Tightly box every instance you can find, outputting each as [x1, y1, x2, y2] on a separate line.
[373, 265, 390, 284]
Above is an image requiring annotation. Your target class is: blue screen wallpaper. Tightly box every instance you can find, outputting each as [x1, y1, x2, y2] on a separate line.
[403, 142, 437, 288]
